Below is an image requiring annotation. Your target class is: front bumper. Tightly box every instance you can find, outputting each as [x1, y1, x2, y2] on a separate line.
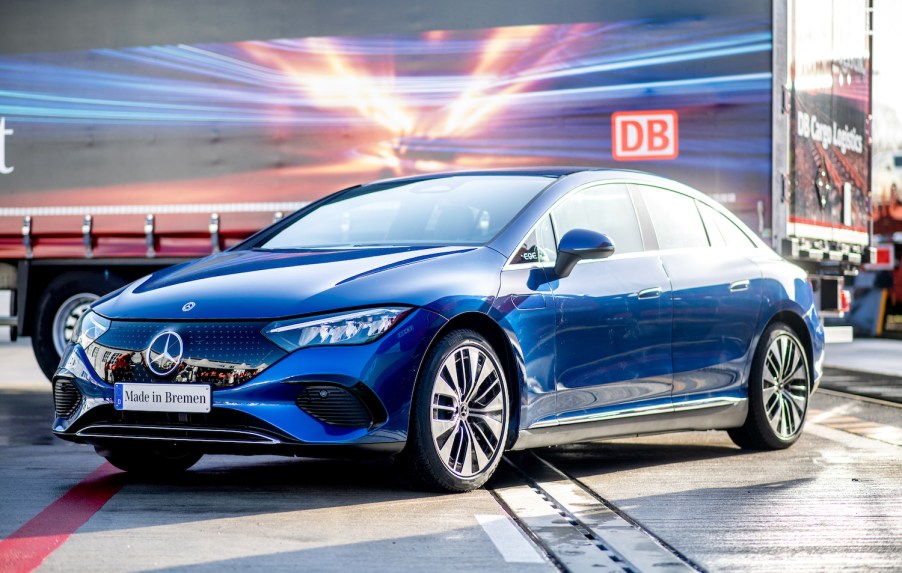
[52, 308, 447, 455]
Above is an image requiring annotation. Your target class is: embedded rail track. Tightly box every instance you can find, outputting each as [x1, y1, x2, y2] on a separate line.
[491, 452, 699, 573]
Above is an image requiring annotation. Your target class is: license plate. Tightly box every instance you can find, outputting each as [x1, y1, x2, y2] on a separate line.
[114, 383, 211, 413]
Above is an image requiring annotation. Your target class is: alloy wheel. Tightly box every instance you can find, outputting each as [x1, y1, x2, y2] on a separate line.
[429, 344, 507, 478]
[762, 333, 809, 439]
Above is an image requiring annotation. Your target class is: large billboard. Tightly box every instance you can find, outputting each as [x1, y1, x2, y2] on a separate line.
[0, 4, 773, 234]
[788, 0, 871, 246]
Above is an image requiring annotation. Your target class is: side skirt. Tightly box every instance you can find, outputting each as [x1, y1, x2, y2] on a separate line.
[510, 398, 748, 450]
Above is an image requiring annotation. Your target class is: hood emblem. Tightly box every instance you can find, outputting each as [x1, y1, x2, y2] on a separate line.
[145, 331, 184, 376]
[182, 301, 196, 312]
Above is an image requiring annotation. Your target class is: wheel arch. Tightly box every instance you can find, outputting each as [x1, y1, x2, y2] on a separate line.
[421, 311, 521, 450]
[763, 310, 815, 390]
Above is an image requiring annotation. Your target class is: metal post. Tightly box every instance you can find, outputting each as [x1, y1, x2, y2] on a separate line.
[145, 214, 155, 258]
[82, 214, 93, 258]
[209, 213, 221, 254]
[21, 216, 32, 259]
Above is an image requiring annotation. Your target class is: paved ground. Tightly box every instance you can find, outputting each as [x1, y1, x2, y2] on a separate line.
[1, 338, 900, 572]
[824, 338, 902, 378]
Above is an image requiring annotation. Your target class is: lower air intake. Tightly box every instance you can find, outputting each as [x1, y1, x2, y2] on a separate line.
[295, 385, 373, 428]
[54, 378, 82, 418]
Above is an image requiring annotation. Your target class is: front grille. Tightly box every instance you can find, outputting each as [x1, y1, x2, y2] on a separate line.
[66, 405, 296, 444]
[77, 424, 280, 444]
[53, 378, 82, 418]
[84, 321, 286, 388]
[296, 385, 373, 428]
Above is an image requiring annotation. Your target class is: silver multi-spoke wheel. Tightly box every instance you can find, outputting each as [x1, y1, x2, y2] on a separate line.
[762, 334, 809, 439]
[728, 322, 810, 450]
[399, 330, 510, 491]
[429, 344, 507, 478]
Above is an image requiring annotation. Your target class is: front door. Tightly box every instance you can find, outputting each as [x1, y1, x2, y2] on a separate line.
[550, 184, 673, 423]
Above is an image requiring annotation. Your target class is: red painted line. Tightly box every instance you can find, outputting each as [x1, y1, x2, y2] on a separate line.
[787, 217, 867, 233]
[0, 463, 123, 573]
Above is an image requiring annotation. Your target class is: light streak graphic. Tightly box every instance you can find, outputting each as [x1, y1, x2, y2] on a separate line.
[0, 17, 773, 227]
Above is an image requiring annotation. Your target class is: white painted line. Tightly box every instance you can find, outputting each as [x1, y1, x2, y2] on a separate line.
[475, 514, 546, 564]
[807, 421, 902, 452]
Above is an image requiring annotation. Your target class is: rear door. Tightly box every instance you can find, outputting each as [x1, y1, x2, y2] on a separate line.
[635, 184, 763, 407]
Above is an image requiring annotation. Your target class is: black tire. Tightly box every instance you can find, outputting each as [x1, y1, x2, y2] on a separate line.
[728, 322, 811, 450]
[396, 329, 510, 492]
[31, 271, 126, 381]
[94, 443, 203, 475]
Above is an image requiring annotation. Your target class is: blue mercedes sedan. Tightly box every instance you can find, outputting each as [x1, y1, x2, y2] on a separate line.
[52, 168, 824, 491]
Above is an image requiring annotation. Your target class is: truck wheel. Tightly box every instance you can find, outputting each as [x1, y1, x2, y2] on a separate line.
[31, 271, 126, 381]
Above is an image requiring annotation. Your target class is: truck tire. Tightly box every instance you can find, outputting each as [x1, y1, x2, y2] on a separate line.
[31, 271, 126, 381]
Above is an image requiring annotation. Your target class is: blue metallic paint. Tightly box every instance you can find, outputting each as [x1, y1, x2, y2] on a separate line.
[550, 254, 674, 424]
[54, 169, 826, 455]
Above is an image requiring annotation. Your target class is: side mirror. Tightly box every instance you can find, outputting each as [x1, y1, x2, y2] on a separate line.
[554, 229, 615, 278]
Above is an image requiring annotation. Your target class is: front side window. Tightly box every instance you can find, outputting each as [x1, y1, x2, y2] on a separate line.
[260, 175, 552, 249]
[512, 215, 557, 265]
[639, 186, 709, 250]
[551, 184, 643, 254]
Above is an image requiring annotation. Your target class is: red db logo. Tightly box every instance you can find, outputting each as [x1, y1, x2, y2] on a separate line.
[611, 110, 679, 161]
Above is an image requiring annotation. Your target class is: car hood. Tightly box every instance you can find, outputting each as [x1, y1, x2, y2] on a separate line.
[93, 246, 506, 320]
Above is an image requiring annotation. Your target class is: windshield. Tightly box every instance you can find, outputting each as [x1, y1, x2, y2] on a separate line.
[260, 175, 552, 249]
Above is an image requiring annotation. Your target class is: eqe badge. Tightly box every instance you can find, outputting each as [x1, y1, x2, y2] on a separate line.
[611, 110, 679, 161]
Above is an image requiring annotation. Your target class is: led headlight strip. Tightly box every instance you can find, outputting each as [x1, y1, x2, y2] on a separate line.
[262, 307, 411, 352]
[71, 311, 111, 348]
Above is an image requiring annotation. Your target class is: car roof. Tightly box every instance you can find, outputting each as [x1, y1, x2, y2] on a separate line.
[360, 167, 599, 186]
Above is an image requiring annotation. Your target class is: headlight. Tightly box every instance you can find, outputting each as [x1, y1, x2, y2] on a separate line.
[262, 307, 411, 352]
[71, 310, 111, 348]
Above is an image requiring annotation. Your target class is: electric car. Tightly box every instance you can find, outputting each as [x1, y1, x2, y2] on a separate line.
[52, 168, 824, 492]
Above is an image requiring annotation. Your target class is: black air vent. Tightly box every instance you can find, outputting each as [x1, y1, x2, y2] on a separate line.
[295, 385, 373, 428]
[53, 378, 82, 418]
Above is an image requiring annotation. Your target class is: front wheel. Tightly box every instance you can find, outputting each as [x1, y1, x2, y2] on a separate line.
[95, 444, 203, 476]
[397, 329, 510, 492]
[728, 322, 810, 450]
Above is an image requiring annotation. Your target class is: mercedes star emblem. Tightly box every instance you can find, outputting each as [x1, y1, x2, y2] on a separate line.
[182, 301, 196, 312]
[145, 331, 184, 376]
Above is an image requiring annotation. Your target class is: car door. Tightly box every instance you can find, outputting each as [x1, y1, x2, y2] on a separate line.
[491, 215, 559, 429]
[635, 185, 763, 407]
[550, 183, 673, 423]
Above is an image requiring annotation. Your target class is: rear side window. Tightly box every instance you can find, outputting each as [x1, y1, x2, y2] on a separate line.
[698, 202, 757, 249]
[551, 184, 643, 254]
[639, 186, 709, 250]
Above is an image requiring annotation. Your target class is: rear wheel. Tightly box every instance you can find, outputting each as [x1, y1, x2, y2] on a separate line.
[397, 329, 510, 492]
[32, 272, 126, 380]
[94, 444, 203, 475]
[728, 322, 810, 450]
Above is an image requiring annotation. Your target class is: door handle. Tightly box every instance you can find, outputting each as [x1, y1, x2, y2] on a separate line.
[637, 287, 663, 299]
[729, 280, 750, 292]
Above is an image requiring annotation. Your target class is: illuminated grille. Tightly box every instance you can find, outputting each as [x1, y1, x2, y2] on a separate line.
[295, 385, 373, 428]
[85, 321, 286, 388]
[53, 378, 82, 418]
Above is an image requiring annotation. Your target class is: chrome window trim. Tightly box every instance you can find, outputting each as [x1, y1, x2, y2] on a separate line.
[502, 177, 764, 273]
